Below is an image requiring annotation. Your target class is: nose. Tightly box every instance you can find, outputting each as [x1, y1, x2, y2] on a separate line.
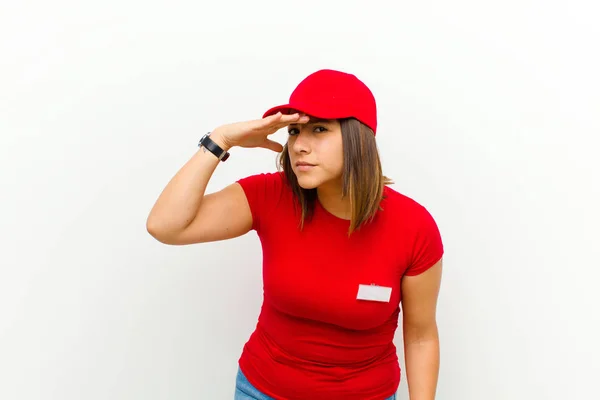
[291, 128, 311, 154]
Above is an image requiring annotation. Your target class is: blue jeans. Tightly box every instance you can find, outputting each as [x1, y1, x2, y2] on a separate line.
[235, 368, 397, 400]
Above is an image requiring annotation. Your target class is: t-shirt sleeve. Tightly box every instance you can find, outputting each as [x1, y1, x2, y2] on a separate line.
[405, 204, 444, 276]
[236, 172, 283, 233]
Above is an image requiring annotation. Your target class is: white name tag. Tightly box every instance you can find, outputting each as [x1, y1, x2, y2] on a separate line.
[356, 284, 392, 303]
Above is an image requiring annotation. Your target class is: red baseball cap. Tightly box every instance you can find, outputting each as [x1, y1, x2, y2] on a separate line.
[262, 69, 378, 134]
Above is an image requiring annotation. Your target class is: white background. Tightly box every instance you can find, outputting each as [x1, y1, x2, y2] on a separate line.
[1, 1, 599, 399]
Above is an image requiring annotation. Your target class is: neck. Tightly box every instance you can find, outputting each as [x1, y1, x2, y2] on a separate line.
[317, 180, 351, 220]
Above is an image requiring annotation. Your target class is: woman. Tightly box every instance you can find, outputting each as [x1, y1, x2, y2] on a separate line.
[147, 69, 444, 400]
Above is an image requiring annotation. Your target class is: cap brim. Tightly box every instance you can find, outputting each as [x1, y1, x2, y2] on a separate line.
[263, 103, 348, 121]
[262, 104, 299, 118]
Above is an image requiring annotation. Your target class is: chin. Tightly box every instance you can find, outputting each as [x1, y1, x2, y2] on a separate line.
[295, 174, 322, 190]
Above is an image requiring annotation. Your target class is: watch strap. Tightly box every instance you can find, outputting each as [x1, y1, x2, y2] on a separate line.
[199, 133, 230, 161]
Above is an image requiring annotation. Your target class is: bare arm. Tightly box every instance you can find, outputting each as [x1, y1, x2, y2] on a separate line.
[146, 131, 252, 244]
[146, 113, 308, 245]
[401, 258, 443, 400]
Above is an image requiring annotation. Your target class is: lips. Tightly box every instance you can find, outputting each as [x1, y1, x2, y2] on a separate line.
[295, 161, 316, 167]
[295, 161, 316, 171]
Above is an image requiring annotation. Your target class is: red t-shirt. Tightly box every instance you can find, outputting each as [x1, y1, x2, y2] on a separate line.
[236, 171, 443, 400]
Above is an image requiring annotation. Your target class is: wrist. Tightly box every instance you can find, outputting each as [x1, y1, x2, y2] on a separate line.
[209, 129, 232, 152]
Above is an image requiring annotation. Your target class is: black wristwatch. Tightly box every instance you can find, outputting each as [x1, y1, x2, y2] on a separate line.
[198, 132, 230, 162]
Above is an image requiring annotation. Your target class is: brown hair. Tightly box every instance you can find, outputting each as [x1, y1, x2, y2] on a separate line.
[277, 118, 393, 235]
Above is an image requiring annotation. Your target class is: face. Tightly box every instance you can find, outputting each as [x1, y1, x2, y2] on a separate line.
[287, 115, 344, 190]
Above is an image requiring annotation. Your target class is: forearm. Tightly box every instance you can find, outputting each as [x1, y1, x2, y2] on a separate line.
[146, 131, 230, 238]
[403, 333, 439, 400]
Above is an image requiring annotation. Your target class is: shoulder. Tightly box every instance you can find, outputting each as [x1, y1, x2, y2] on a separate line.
[378, 185, 442, 238]
[236, 170, 292, 209]
[237, 170, 286, 185]
[381, 186, 444, 275]
[235, 171, 292, 232]
[237, 170, 288, 194]
[381, 186, 435, 221]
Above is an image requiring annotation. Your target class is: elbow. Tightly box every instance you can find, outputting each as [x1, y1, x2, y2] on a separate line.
[146, 217, 159, 238]
[146, 216, 176, 244]
[403, 322, 439, 345]
[146, 217, 164, 241]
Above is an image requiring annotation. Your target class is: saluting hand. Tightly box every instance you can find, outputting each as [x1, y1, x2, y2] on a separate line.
[210, 112, 310, 153]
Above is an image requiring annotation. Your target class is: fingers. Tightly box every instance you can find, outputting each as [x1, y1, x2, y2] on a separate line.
[260, 138, 284, 153]
[265, 112, 309, 128]
[279, 112, 309, 122]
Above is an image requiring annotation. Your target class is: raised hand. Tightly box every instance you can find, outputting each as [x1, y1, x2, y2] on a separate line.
[211, 112, 310, 152]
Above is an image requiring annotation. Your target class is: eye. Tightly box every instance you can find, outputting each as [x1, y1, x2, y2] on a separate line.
[313, 126, 327, 133]
[288, 127, 299, 136]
